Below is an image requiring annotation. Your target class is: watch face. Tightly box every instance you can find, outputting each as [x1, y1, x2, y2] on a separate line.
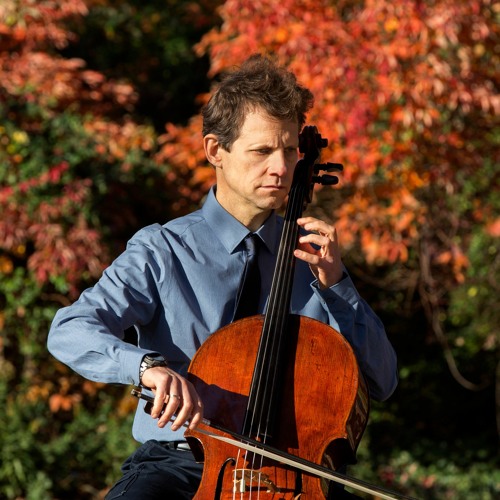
[145, 356, 166, 367]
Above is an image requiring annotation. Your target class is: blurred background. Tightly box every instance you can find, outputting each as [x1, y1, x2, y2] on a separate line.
[0, 0, 498, 498]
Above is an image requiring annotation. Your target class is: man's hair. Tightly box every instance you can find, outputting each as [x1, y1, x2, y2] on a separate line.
[202, 54, 314, 151]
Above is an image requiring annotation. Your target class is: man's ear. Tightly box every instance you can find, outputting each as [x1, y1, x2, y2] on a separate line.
[203, 134, 223, 168]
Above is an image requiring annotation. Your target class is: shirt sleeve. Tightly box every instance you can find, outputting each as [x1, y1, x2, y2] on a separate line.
[47, 226, 164, 386]
[312, 271, 399, 402]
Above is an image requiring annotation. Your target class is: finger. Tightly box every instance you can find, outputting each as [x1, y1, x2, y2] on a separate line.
[297, 217, 334, 235]
[170, 396, 189, 431]
[294, 246, 319, 264]
[157, 391, 182, 428]
[187, 399, 204, 429]
[170, 383, 201, 431]
[298, 233, 332, 251]
[151, 387, 169, 419]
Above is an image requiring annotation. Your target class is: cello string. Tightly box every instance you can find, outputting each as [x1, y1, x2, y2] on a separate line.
[253, 173, 304, 431]
[256, 181, 305, 442]
[251, 219, 293, 438]
[249, 179, 306, 490]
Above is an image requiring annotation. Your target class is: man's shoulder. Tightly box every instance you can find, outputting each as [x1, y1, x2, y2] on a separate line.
[128, 211, 205, 245]
[164, 210, 205, 235]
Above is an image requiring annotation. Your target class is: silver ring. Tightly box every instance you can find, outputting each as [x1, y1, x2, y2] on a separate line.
[169, 394, 182, 400]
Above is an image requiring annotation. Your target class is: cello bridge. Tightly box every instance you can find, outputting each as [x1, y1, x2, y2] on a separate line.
[233, 468, 280, 493]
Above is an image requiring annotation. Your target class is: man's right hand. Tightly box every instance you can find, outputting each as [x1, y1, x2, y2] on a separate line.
[141, 366, 204, 431]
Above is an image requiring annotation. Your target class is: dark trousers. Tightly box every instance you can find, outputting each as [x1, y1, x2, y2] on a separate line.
[105, 440, 203, 499]
[105, 440, 361, 499]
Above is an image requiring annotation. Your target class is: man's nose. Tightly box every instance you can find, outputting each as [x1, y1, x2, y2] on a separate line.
[268, 151, 289, 176]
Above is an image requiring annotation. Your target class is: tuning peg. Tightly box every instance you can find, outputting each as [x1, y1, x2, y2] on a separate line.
[318, 136, 328, 149]
[312, 175, 340, 186]
[314, 162, 343, 173]
[299, 126, 328, 153]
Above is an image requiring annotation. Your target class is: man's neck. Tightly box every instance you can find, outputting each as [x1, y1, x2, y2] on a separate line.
[214, 188, 271, 232]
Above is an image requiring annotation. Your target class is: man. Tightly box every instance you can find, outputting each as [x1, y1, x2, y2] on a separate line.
[48, 54, 398, 499]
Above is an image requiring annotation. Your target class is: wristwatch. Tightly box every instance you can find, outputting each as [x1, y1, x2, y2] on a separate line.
[139, 355, 168, 385]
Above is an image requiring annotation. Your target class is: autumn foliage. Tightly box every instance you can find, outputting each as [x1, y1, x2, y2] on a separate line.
[164, 0, 499, 269]
[0, 0, 158, 297]
[0, 0, 498, 498]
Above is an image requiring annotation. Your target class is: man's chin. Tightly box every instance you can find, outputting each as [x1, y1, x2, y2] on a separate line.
[258, 195, 288, 212]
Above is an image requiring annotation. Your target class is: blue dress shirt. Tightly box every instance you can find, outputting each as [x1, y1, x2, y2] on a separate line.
[48, 187, 398, 443]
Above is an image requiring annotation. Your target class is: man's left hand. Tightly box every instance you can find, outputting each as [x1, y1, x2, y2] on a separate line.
[295, 217, 344, 289]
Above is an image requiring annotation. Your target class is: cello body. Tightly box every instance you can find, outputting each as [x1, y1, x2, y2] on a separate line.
[186, 315, 369, 498]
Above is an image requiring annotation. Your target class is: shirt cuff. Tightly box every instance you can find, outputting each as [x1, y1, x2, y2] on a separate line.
[119, 348, 162, 386]
[311, 272, 361, 308]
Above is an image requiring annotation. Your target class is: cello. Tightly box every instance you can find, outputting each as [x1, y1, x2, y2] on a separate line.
[187, 125, 372, 498]
[133, 126, 406, 499]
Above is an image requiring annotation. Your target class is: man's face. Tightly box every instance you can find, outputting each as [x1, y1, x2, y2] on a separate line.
[212, 108, 299, 228]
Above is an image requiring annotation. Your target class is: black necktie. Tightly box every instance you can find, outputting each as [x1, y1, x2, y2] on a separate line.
[234, 234, 261, 320]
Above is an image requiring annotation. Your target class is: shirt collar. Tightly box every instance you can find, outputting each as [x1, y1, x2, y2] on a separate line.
[201, 186, 280, 255]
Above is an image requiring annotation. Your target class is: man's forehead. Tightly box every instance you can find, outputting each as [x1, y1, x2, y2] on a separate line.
[238, 110, 298, 138]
